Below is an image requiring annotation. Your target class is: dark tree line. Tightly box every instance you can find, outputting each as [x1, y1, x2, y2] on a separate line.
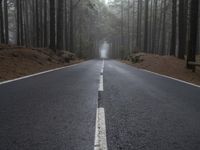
[0, 0, 199, 65]
[0, 0, 108, 58]
[108, 0, 199, 70]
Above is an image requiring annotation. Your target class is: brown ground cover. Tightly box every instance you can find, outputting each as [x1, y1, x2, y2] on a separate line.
[122, 54, 200, 86]
[0, 44, 82, 81]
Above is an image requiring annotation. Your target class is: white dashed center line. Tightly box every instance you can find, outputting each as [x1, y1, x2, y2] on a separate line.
[94, 108, 108, 150]
[94, 59, 108, 150]
[98, 75, 104, 92]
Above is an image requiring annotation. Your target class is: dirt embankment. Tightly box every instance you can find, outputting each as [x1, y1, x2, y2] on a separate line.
[0, 44, 82, 81]
[122, 54, 200, 86]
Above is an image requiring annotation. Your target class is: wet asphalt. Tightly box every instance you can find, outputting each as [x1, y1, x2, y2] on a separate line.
[0, 59, 200, 150]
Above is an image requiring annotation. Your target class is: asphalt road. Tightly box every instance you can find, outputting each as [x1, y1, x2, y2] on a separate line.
[0, 59, 200, 150]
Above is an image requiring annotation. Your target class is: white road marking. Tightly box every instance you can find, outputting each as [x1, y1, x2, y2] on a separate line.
[0, 63, 81, 85]
[95, 59, 107, 149]
[98, 75, 104, 91]
[101, 68, 104, 74]
[101, 59, 104, 74]
[141, 69, 200, 88]
[94, 107, 108, 150]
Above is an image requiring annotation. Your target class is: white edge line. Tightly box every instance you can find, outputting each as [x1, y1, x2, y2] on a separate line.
[141, 69, 200, 88]
[0, 63, 81, 85]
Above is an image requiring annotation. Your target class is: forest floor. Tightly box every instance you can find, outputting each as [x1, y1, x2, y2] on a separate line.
[0, 44, 83, 81]
[122, 53, 200, 86]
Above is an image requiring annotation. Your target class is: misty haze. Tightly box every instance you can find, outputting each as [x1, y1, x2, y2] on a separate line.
[0, 0, 200, 150]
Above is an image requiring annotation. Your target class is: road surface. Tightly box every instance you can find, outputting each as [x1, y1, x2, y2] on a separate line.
[0, 60, 200, 150]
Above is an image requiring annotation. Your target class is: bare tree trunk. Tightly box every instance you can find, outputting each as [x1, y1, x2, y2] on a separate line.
[170, 0, 177, 56]
[178, 0, 188, 59]
[16, 0, 20, 45]
[136, 0, 142, 49]
[44, 0, 48, 47]
[132, 0, 135, 51]
[69, 0, 74, 52]
[120, 0, 124, 58]
[64, 0, 68, 50]
[144, 0, 149, 52]
[187, 0, 199, 70]
[152, 0, 158, 52]
[161, 0, 167, 55]
[148, 0, 153, 53]
[4, 0, 8, 44]
[57, 0, 64, 50]
[0, 0, 5, 43]
[20, 0, 24, 45]
[49, 0, 55, 50]
[127, 0, 130, 55]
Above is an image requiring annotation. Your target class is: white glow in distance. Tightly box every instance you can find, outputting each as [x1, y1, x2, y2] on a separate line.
[100, 41, 109, 59]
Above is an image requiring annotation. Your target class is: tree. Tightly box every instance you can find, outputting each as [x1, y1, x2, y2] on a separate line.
[144, 0, 149, 52]
[127, 0, 130, 55]
[69, 0, 73, 52]
[49, 0, 55, 50]
[43, 0, 48, 47]
[0, 0, 5, 43]
[170, 0, 177, 56]
[178, 0, 188, 59]
[132, 0, 135, 51]
[161, 0, 167, 55]
[120, 0, 124, 58]
[64, 0, 68, 50]
[20, 0, 24, 45]
[4, 0, 8, 44]
[16, 0, 20, 45]
[136, 0, 142, 49]
[187, 0, 199, 70]
[57, 0, 64, 50]
[151, 0, 158, 52]
[35, 0, 39, 47]
[16, 0, 24, 45]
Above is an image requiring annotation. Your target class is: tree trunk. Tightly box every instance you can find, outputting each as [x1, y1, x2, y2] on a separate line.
[0, 0, 5, 43]
[144, 0, 149, 52]
[187, 0, 199, 70]
[148, 0, 153, 53]
[69, 0, 74, 52]
[178, 0, 188, 59]
[57, 0, 64, 50]
[170, 0, 177, 56]
[136, 0, 142, 49]
[132, 0, 135, 51]
[49, 0, 55, 50]
[161, 0, 167, 55]
[127, 0, 130, 55]
[4, 0, 8, 44]
[120, 0, 124, 58]
[20, 0, 24, 45]
[64, 0, 68, 50]
[152, 0, 158, 52]
[44, 0, 48, 47]
[16, 0, 20, 45]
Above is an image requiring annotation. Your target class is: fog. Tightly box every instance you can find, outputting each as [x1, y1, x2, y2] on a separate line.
[100, 41, 109, 59]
